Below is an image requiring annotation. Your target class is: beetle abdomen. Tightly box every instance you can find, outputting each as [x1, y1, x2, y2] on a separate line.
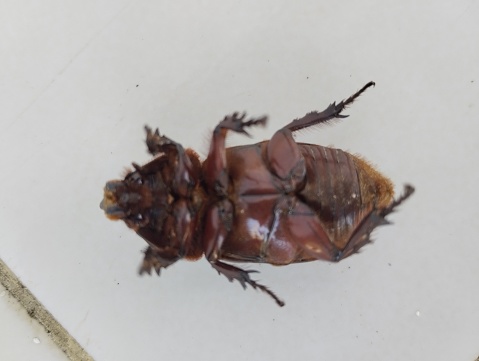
[299, 144, 394, 249]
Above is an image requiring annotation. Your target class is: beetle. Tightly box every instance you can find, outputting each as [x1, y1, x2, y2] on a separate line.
[100, 81, 414, 307]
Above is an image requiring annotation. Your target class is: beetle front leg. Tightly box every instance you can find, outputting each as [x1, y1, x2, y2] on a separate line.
[144, 126, 197, 196]
[203, 200, 285, 307]
[138, 246, 180, 276]
[144, 125, 174, 156]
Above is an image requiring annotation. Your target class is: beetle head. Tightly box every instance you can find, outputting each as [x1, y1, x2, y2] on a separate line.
[100, 170, 154, 229]
[101, 155, 204, 264]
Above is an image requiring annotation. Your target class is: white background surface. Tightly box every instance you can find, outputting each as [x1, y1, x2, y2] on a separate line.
[0, 284, 68, 361]
[1, 1, 478, 360]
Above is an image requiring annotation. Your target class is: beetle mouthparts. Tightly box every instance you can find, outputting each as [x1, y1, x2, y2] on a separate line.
[100, 182, 127, 220]
[100, 198, 126, 220]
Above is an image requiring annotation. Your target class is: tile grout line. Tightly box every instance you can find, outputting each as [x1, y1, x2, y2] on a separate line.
[0, 258, 95, 361]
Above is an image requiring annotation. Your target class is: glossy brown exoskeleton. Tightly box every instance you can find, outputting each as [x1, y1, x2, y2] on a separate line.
[100, 82, 414, 307]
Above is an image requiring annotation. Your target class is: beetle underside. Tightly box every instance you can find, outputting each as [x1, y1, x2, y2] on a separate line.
[101, 82, 414, 307]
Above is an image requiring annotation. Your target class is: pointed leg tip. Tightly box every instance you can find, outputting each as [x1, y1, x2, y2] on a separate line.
[138, 267, 151, 276]
[404, 184, 415, 195]
[379, 218, 392, 226]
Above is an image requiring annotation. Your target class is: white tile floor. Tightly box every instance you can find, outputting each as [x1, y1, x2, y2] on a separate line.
[1, 1, 479, 360]
[0, 284, 68, 361]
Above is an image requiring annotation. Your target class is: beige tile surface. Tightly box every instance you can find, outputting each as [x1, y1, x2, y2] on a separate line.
[1, 1, 478, 361]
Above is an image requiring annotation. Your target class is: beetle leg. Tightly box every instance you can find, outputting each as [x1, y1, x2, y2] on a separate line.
[284, 81, 375, 132]
[203, 200, 285, 306]
[266, 82, 375, 181]
[209, 261, 285, 307]
[215, 112, 268, 137]
[144, 125, 197, 196]
[282, 185, 414, 262]
[337, 185, 415, 261]
[139, 246, 180, 276]
[145, 125, 171, 156]
[266, 128, 306, 184]
[204, 113, 267, 193]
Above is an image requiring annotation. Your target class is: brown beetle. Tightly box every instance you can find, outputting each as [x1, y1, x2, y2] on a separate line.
[100, 82, 414, 307]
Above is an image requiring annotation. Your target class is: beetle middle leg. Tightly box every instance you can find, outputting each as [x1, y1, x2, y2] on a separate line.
[210, 261, 285, 307]
[267, 82, 375, 181]
[203, 112, 267, 192]
[202, 199, 285, 306]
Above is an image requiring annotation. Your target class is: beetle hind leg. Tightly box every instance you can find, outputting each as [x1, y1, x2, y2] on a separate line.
[337, 184, 415, 261]
[211, 261, 285, 307]
[284, 81, 375, 132]
[281, 186, 414, 263]
[266, 82, 374, 182]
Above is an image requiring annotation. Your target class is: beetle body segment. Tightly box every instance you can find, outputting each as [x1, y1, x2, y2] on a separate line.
[101, 82, 414, 306]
